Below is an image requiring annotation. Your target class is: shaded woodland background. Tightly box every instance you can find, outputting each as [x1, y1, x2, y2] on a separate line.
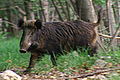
[0, 0, 120, 52]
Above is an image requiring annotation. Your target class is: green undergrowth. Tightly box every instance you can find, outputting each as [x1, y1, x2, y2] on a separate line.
[34, 50, 97, 73]
[0, 37, 30, 71]
[0, 36, 120, 74]
[98, 46, 120, 64]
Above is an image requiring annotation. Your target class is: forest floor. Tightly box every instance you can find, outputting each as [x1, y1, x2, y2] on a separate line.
[11, 59, 120, 80]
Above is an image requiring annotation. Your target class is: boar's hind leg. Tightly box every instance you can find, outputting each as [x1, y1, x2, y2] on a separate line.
[88, 45, 97, 57]
[24, 53, 38, 74]
[50, 53, 57, 66]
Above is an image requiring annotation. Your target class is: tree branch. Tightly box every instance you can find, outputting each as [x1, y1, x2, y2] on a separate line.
[52, 0, 64, 21]
[98, 33, 120, 39]
[15, 6, 26, 21]
[60, 67, 120, 79]
[0, 20, 19, 29]
[58, 0, 69, 21]
[15, 6, 26, 15]
[66, 0, 80, 19]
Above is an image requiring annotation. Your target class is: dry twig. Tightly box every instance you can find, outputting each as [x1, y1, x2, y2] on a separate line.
[99, 33, 120, 39]
[60, 67, 120, 79]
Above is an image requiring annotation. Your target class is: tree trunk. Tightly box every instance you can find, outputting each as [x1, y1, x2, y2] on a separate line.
[24, 0, 35, 20]
[0, 17, 7, 34]
[76, 0, 82, 19]
[106, 0, 116, 36]
[6, 5, 14, 36]
[52, 0, 64, 21]
[81, 0, 97, 22]
[58, 0, 69, 21]
[109, 0, 120, 47]
[44, 0, 49, 22]
[66, 0, 70, 21]
[39, 0, 46, 22]
[106, 0, 116, 51]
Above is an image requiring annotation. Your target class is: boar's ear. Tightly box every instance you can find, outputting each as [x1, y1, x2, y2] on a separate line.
[34, 19, 42, 29]
[18, 18, 24, 28]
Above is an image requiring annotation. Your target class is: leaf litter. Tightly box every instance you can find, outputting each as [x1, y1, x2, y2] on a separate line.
[9, 62, 120, 80]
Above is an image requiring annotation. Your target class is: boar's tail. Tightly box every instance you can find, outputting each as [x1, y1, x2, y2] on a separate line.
[93, 7, 102, 27]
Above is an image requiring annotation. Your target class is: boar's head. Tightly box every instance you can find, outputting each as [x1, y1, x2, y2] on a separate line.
[18, 18, 42, 53]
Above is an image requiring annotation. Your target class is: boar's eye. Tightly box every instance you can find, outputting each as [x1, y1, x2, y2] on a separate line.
[27, 26, 32, 28]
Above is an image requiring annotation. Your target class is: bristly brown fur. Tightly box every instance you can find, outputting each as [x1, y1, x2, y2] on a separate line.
[18, 8, 102, 73]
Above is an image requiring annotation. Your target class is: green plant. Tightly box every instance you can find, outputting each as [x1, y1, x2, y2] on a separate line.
[93, 0, 106, 6]
[0, 32, 9, 40]
[0, 37, 30, 71]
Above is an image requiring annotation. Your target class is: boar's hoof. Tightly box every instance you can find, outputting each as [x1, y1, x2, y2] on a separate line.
[23, 70, 30, 74]
[20, 49, 27, 53]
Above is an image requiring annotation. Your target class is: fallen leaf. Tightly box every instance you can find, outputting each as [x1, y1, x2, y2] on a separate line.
[106, 62, 113, 67]
[7, 59, 11, 63]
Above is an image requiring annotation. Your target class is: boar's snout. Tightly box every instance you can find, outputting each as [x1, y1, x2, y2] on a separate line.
[20, 49, 27, 53]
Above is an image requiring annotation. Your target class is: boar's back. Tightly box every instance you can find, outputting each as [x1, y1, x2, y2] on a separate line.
[37, 20, 96, 54]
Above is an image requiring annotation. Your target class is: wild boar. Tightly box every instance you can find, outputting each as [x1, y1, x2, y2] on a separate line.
[18, 9, 102, 73]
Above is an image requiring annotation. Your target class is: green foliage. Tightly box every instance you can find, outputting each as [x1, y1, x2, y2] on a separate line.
[115, 24, 119, 28]
[99, 47, 120, 64]
[30, 0, 36, 1]
[0, 32, 8, 40]
[93, 0, 106, 5]
[108, 74, 120, 80]
[93, 0, 106, 7]
[27, 47, 98, 74]
[0, 37, 30, 71]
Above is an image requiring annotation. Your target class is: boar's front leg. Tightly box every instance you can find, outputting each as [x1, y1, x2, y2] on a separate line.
[24, 53, 38, 74]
